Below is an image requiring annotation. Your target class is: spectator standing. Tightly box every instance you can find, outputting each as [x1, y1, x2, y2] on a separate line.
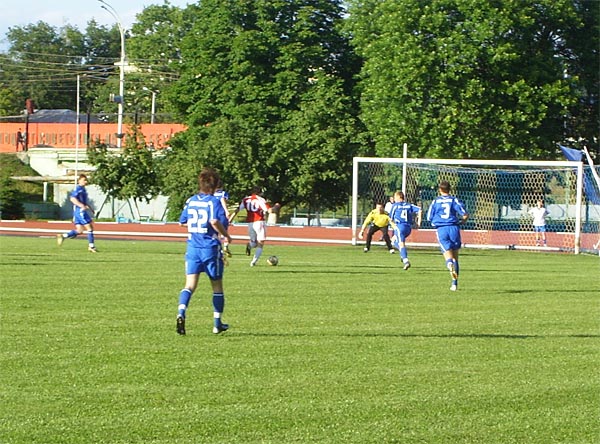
[16, 129, 25, 151]
[529, 199, 550, 247]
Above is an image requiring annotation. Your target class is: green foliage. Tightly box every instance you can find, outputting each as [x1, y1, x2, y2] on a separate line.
[0, 177, 24, 219]
[86, 126, 162, 203]
[0, 153, 44, 200]
[0, 20, 124, 118]
[1, 236, 599, 443]
[347, 0, 599, 159]
[1, 0, 598, 202]
[165, 0, 363, 210]
[126, 3, 191, 121]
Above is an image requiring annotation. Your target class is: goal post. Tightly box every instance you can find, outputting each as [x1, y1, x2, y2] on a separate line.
[351, 157, 600, 254]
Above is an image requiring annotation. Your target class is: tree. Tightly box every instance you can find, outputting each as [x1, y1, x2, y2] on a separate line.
[0, 178, 25, 220]
[163, 0, 363, 216]
[346, 0, 599, 160]
[125, 3, 193, 122]
[0, 21, 123, 118]
[87, 125, 162, 218]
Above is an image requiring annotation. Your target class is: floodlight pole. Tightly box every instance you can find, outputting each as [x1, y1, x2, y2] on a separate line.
[99, 0, 126, 148]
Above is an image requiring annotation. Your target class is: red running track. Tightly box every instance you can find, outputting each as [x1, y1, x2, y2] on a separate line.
[0, 220, 585, 251]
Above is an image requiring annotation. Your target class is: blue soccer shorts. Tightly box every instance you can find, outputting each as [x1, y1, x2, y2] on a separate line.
[436, 225, 462, 252]
[393, 224, 412, 243]
[185, 246, 224, 280]
[73, 209, 93, 225]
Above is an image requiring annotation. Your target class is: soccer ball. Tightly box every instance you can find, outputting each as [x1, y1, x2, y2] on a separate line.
[267, 255, 279, 266]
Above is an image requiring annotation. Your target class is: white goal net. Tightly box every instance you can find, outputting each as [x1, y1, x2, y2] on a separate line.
[352, 157, 600, 254]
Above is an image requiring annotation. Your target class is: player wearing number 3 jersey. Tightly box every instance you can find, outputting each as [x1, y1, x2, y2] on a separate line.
[427, 181, 469, 292]
[229, 186, 272, 267]
[176, 167, 232, 335]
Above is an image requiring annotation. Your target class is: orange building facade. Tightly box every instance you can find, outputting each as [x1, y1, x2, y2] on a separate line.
[0, 122, 186, 153]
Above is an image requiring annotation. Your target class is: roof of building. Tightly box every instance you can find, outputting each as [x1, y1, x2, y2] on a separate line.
[6, 109, 103, 123]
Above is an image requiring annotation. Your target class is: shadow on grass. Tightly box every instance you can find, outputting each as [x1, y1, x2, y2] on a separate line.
[233, 331, 600, 339]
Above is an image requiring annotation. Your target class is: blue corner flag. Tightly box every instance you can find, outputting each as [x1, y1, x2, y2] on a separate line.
[559, 144, 583, 162]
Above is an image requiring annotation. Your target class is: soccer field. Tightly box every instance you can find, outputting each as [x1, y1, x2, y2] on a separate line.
[1, 235, 598, 444]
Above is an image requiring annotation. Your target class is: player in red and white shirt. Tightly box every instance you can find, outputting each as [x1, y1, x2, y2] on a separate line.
[229, 186, 272, 266]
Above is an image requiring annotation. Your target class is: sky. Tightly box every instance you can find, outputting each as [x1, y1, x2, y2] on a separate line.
[0, 0, 191, 51]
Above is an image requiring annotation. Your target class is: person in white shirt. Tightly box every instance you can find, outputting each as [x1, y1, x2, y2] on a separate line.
[529, 199, 550, 246]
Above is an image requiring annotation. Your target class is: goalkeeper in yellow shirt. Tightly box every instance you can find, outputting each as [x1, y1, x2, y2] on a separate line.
[359, 203, 397, 253]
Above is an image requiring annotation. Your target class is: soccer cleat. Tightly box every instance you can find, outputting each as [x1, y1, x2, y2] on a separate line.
[250, 259, 257, 267]
[56, 234, 64, 246]
[363, 247, 369, 253]
[224, 245, 232, 258]
[212, 323, 229, 334]
[403, 261, 411, 270]
[448, 262, 458, 280]
[245, 243, 251, 256]
[88, 246, 98, 253]
[450, 284, 457, 291]
[176, 316, 186, 335]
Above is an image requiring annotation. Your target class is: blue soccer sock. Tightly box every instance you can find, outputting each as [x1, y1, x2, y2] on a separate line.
[212, 292, 225, 326]
[66, 230, 78, 239]
[85, 230, 95, 247]
[178, 288, 193, 318]
[454, 259, 460, 275]
[400, 247, 408, 260]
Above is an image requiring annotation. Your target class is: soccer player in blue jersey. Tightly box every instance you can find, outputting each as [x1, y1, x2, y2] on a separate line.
[214, 181, 232, 258]
[427, 181, 469, 291]
[56, 174, 98, 252]
[389, 191, 422, 270]
[176, 167, 232, 335]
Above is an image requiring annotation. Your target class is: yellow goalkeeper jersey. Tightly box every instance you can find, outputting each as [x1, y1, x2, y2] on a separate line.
[362, 210, 396, 230]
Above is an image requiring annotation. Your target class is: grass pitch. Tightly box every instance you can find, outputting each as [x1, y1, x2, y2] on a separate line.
[1, 235, 598, 444]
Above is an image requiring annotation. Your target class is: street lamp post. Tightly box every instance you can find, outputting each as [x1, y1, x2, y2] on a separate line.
[142, 87, 157, 124]
[99, 0, 125, 148]
[75, 74, 81, 182]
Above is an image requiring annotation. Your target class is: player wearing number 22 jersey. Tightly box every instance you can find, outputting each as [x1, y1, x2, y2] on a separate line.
[176, 167, 232, 335]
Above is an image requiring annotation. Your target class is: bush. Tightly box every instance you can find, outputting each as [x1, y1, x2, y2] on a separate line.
[0, 178, 25, 219]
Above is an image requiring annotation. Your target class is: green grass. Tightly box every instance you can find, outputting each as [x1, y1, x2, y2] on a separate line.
[1, 235, 599, 444]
